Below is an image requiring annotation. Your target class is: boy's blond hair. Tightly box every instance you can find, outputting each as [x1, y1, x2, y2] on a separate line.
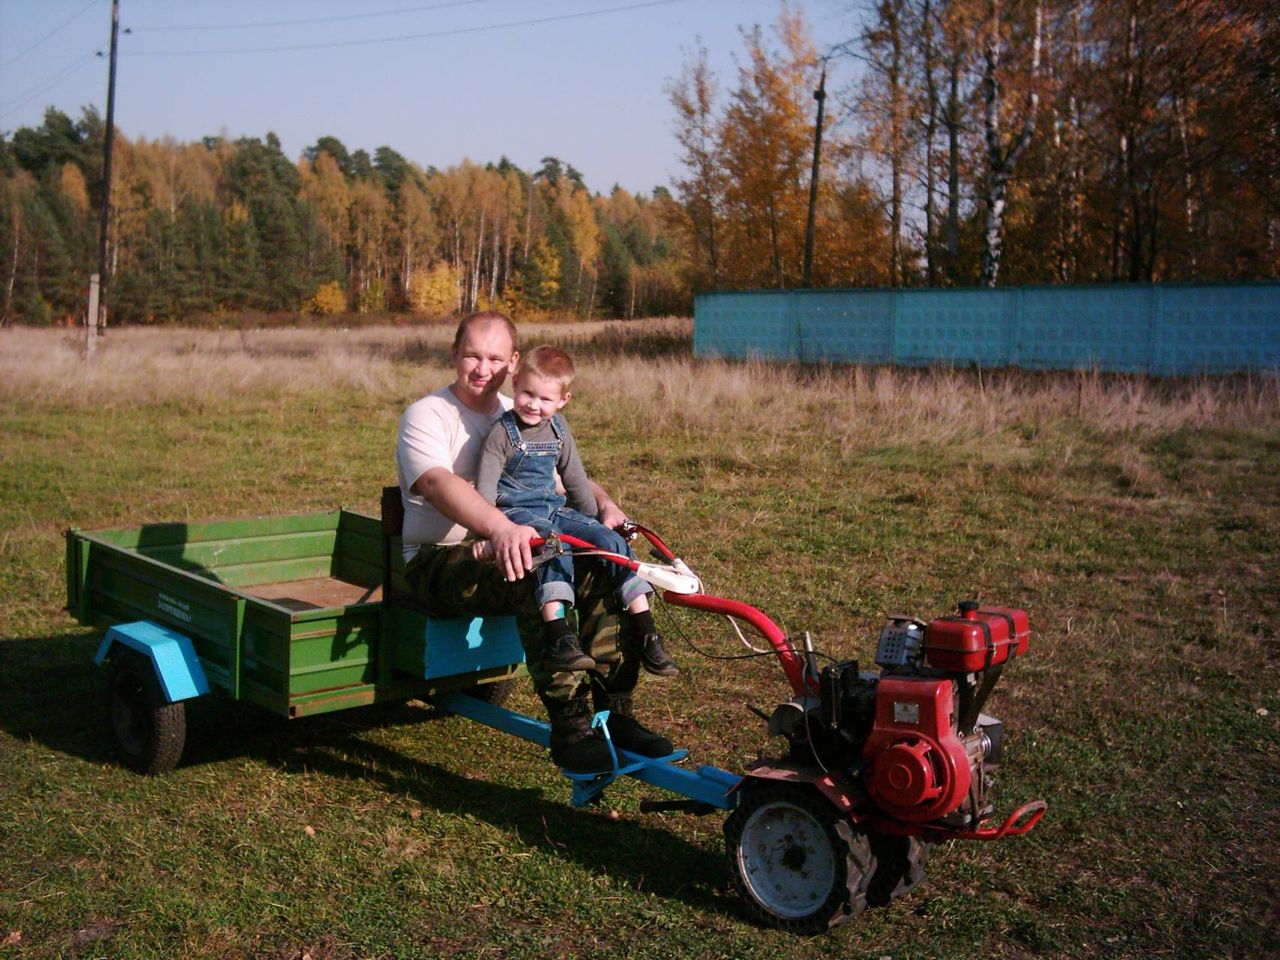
[515, 345, 575, 392]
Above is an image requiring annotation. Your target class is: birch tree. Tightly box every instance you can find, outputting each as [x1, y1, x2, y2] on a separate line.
[979, 0, 1043, 286]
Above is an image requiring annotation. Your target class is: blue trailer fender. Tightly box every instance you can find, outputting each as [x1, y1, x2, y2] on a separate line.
[94, 620, 210, 703]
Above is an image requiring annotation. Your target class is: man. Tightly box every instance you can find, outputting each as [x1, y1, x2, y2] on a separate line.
[396, 310, 673, 773]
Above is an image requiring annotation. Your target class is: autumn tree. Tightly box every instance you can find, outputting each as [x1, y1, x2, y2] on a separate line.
[554, 176, 599, 314]
[718, 12, 818, 288]
[395, 175, 438, 307]
[299, 151, 350, 274]
[349, 176, 391, 311]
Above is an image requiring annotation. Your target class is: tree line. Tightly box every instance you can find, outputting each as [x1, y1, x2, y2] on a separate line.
[2, 0, 1275, 327]
[0, 117, 686, 325]
[669, 0, 1278, 290]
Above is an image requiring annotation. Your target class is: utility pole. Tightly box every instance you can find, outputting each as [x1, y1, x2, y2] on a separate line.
[88, 0, 120, 358]
[802, 60, 828, 289]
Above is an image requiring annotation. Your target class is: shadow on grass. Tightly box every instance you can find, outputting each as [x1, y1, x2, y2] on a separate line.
[0, 629, 737, 920]
[268, 724, 734, 918]
[0, 629, 118, 765]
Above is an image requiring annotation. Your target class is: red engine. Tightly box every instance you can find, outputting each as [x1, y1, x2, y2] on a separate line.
[769, 600, 1032, 833]
[861, 602, 1028, 825]
[863, 676, 973, 821]
[731, 598, 1044, 932]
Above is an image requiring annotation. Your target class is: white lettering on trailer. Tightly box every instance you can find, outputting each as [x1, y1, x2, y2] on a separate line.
[157, 592, 192, 623]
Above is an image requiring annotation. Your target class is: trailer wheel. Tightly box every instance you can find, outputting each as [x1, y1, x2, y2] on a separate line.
[107, 650, 186, 775]
[724, 782, 876, 933]
[461, 677, 517, 707]
[867, 833, 931, 907]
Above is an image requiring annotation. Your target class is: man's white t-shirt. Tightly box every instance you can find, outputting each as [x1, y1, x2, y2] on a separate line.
[396, 385, 513, 560]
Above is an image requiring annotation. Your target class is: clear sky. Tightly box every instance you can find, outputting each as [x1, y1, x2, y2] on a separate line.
[0, 0, 855, 196]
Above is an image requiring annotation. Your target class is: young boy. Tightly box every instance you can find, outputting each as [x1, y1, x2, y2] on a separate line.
[474, 345, 677, 678]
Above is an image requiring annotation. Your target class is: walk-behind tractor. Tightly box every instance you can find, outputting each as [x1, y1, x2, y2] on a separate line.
[68, 500, 1044, 934]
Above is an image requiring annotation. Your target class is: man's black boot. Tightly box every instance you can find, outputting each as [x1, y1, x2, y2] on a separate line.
[592, 691, 675, 758]
[546, 696, 614, 773]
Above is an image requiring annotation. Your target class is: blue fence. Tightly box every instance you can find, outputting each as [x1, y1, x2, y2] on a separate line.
[694, 283, 1280, 375]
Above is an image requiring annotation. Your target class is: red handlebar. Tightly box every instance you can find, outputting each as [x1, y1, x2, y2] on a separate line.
[662, 592, 816, 697]
[526, 526, 814, 698]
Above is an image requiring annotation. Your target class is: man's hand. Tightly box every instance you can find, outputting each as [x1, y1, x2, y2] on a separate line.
[490, 520, 539, 582]
[471, 540, 495, 562]
[597, 501, 627, 530]
[415, 468, 537, 580]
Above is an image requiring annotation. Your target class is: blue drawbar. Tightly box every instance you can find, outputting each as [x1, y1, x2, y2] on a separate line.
[440, 692, 740, 810]
[94, 620, 210, 703]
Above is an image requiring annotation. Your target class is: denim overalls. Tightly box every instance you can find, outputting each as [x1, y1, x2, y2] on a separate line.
[494, 411, 650, 611]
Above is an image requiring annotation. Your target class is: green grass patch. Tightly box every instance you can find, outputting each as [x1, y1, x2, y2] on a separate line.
[1, 323, 1277, 958]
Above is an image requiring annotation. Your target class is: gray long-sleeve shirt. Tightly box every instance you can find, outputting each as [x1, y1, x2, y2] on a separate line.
[475, 414, 598, 517]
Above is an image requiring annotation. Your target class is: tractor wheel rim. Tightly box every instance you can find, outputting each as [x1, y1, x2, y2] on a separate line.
[736, 799, 837, 919]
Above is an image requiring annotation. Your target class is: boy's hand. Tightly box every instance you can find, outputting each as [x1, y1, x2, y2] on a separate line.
[471, 540, 495, 562]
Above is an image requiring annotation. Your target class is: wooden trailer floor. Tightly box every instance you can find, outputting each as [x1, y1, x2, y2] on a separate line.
[245, 577, 383, 611]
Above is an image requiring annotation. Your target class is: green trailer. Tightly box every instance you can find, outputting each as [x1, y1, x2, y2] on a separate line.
[66, 499, 526, 773]
[65, 494, 738, 814]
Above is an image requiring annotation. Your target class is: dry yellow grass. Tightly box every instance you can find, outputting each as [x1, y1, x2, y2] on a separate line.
[2, 321, 1276, 443]
[576, 351, 1279, 447]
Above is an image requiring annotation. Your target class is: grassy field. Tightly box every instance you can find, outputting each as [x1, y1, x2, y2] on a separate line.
[1, 320, 1277, 960]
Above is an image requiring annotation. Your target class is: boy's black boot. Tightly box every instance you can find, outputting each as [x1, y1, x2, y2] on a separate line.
[622, 611, 678, 677]
[546, 696, 614, 773]
[543, 618, 595, 673]
[592, 690, 675, 758]
[633, 631, 678, 677]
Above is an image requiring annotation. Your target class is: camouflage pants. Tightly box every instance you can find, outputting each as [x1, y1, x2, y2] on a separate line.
[404, 543, 640, 703]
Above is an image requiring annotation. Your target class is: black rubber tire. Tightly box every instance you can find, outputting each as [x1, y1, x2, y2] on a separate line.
[866, 833, 931, 907]
[461, 677, 518, 707]
[723, 782, 876, 933]
[107, 650, 186, 775]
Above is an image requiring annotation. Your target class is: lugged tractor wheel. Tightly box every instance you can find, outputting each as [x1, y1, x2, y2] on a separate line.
[867, 832, 931, 907]
[724, 782, 876, 933]
[107, 650, 186, 775]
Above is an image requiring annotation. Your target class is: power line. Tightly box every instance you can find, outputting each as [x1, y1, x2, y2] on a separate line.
[0, 0, 100, 72]
[0, 47, 102, 122]
[130, 0, 502, 32]
[129, 0, 683, 56]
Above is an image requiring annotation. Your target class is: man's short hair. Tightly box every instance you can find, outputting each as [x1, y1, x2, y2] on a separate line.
[515, 345, 575, 391]
[451, 311, 518, 353]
